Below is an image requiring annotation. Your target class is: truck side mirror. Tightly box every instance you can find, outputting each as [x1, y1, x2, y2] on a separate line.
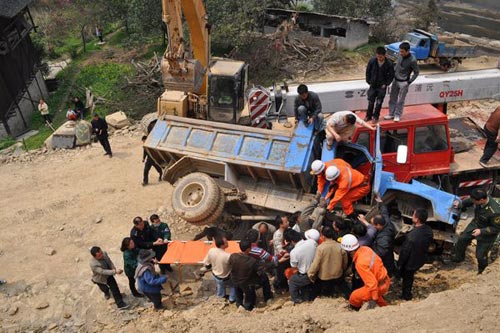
[397, 145, 408, 164]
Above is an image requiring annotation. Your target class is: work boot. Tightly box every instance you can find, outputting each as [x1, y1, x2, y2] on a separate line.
[347, 304, 361, 312]
[383, 115, 394, 120]
[117, 302, 130, 310]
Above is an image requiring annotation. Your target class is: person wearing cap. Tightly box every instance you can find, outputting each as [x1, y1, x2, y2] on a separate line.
[324, 163, 371, 219]
[89, 246, 129, 310]
[135, 249, 167, 310]
[341, 234, 390, 311]
[91, 113, 112, 157]
[288, 229, 318, 304]
[452, 188, 500, 274]
[325, 110, 375, 149]
[308, 227, 350, 299]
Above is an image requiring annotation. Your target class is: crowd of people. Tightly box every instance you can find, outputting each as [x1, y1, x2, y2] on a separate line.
[90, 214, 172, 310]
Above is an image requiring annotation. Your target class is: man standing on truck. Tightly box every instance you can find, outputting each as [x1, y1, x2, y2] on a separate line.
[479, 106, 500, 168]
[324, 111, 375, 149]
[385, 42, 419, 122]
[365, 47, 395, 123]
[294, 84, 324, 132]
[452, 189, 500, 274]
[324, 164, 371, 220]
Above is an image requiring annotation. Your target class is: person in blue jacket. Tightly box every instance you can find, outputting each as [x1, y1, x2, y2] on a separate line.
[135, 249, 167, 310]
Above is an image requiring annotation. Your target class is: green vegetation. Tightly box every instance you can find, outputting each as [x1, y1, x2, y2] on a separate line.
[21, 61, 135, 150]
[0, 137, 16, 151]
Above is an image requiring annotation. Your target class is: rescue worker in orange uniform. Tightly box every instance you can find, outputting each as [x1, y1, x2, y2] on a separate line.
[324, 163, 371, 218]
[310, 159, 335, 196]
[341, 234, 390, 311]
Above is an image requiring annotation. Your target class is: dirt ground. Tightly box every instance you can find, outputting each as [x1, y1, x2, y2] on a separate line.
[0, 100, 499, 332]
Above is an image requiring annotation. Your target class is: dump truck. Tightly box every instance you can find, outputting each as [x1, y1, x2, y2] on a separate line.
[385, 29, 478, 72]
[144, 115, 460, 247]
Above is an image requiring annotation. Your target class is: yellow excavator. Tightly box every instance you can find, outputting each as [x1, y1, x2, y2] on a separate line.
[158, 0, 250, 124]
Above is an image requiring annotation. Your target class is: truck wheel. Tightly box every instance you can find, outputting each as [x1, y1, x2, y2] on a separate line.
[190, 188, 226, 225]
[171, 173, 221, 223]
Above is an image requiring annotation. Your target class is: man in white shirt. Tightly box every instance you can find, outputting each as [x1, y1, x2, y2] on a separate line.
[288, 230, 318, 304]
[201, 237, 236, 302]
[325, 111, 375, 149]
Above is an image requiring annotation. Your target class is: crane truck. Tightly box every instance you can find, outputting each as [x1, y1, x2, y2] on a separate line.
[148, 0, 500, 245]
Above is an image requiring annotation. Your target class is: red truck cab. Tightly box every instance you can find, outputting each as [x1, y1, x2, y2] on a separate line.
[352, 105, 453, 183]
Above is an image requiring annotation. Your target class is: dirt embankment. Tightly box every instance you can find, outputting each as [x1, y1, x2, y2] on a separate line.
[0, 105, 499, 332]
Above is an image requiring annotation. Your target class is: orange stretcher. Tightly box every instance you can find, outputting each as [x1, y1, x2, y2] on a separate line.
[160, 240, 241, 282]
[160, 240, 241, 264]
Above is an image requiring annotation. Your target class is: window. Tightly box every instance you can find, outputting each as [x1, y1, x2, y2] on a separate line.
[414, 125, 449, 153]
[355, 132, 371, 151]
[380, 128, 408, 154]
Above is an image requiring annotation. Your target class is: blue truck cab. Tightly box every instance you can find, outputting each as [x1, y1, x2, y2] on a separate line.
[385, 29, 476, 72]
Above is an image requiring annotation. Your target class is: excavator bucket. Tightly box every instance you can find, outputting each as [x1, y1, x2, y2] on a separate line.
[161, 56, 206, 94]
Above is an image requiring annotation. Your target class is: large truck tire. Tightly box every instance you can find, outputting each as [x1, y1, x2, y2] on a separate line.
[190, 188, 226, 226]
[171, 172, 221, 223]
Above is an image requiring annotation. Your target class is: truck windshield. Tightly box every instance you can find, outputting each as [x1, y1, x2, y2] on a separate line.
[403, 33, 421, 46]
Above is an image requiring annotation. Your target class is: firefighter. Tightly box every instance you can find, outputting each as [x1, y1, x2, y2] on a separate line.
[324, 164, 371, 219]
[341, 234, 390, 311]
[452, 189, 500, 274]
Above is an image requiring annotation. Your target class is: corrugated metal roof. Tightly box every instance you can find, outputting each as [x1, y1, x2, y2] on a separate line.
[0, 0, 33, 18]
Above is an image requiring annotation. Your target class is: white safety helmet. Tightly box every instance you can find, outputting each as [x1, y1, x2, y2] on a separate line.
[325, 166, 340, 181]
[310, 160, 325, 175]
[304, 229, 320, 243]
[340, 234, 360, 252]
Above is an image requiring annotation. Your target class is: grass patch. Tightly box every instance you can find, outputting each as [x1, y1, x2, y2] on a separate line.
[75, 63, 135, 116]
[108, 29, 129, 46]
[0, 137, 16, 150]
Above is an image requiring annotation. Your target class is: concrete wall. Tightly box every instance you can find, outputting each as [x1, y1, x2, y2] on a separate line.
[0, 70, 48, 138]
[264, 16, 369, 50]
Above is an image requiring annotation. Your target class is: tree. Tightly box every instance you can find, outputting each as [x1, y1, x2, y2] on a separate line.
[206, 0, 267, 55]
[414, 0, 440, 31]
[311, 0, 391, 19]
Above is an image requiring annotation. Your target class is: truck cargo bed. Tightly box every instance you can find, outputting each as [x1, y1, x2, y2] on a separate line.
[449, 117, 500, 174]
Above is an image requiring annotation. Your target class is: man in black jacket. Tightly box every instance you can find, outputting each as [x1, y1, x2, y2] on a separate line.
[229, 239, 266, 311]
[365, 47, 395, 123]
[371, 197, 396, 276]
[91, 113, 112, 157]
[397, 208, 433, 300]
[130, 216, 171, 273]
[294, 84, 324, 132]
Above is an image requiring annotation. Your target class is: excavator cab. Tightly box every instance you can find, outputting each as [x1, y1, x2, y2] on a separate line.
[207, 59, 248, 123]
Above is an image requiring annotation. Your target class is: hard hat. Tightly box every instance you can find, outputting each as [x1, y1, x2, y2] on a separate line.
[340, 234, 359, 252]
[325, 166, 340, 181]
[305, 229, 320, 243]
[310, 160, 325, 175]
